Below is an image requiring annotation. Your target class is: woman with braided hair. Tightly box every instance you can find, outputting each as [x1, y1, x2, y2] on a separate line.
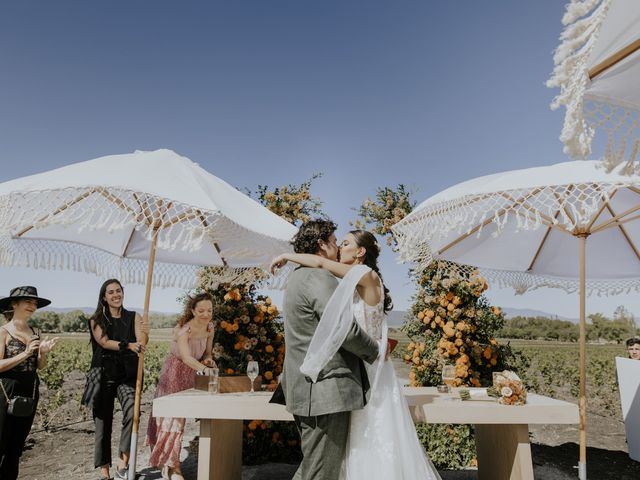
[271, 229, 441, 480]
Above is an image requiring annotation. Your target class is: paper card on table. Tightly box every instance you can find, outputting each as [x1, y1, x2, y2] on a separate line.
[615, 357, 640, 462]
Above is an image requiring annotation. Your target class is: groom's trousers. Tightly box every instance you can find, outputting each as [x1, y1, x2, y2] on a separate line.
[292, 411, 350, 480]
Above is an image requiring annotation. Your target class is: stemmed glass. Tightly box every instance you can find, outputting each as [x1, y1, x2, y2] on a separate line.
[441, 364, 456, 400]
[247, 361, 259, 393]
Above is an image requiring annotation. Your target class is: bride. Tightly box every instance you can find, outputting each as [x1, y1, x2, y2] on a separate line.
[271, 229, 441, 480]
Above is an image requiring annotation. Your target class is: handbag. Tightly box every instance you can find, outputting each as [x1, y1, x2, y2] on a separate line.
[0, 377, 36, 417]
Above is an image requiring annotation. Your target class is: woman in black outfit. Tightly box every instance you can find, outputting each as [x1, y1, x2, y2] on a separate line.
[0, 286, 58, 480]
[85, 279, 147, 480]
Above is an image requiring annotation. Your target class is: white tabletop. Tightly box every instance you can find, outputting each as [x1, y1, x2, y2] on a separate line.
[152, 387, 579, 425]
[404, 387, 579, 425]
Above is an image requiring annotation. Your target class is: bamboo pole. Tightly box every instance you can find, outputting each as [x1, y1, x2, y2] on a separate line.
[128, 224, 160, 480]
[588, 38, 640, 80]
[578, 234, 588, 480]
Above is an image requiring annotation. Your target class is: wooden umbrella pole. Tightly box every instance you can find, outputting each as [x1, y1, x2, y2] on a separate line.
[578, 234, 588, 480]
[128, 225, 160, 480]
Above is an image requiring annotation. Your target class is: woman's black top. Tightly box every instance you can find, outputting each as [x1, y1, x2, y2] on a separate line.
[90, 308, 138, 384]
[0, 326, 39, 397]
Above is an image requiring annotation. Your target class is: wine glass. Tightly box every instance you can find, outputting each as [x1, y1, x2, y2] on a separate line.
[247, 361, 259, 393]
[441, 364, 456, 400]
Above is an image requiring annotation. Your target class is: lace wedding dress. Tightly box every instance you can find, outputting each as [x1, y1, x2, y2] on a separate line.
[341, 284, 442, 480]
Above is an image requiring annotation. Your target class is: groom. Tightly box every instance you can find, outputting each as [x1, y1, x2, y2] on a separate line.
[282, 219, 382, 480]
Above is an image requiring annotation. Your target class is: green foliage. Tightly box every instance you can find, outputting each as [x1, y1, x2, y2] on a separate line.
[500, 316, 579, 342]
[500, 307, 638, 343]
[38, 339, 92, 389]
[29, 310, 89, 333]
[148, 312, 180, 329]
[588, 312, 636, 343]
[29, 310, 179, 332]
[513, 341, 623, 415]
[249, 173, 325, 226]
[415, 424, 476, 470]
[351, 184, 416, 247]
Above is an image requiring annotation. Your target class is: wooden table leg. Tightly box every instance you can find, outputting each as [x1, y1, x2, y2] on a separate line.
[198, 418, 243, 480]
[475, 424, 534, 480]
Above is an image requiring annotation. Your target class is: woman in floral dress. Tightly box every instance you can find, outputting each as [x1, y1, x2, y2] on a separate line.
[145, 292, 216, 480]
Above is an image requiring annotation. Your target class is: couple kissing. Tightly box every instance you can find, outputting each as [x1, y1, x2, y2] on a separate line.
[271, 219, 441, 480]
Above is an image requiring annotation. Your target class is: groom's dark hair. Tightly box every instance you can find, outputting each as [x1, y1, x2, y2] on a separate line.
[291, 219, 337, 254]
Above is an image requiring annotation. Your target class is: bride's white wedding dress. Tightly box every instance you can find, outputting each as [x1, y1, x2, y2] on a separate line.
[341, 285, 442, 480]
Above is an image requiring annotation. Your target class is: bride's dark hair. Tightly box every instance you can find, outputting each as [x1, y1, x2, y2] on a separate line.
[350, 230, 393, 314]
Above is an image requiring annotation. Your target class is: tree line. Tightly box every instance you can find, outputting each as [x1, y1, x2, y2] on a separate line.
[499, 306, 637, 343]
[23, 310, 180, 333]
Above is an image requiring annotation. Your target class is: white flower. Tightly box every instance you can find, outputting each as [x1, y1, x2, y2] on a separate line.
[501, 386, 513, 397]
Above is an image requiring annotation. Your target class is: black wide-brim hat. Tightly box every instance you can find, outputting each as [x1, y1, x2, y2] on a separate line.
[0, 286, 51, 312]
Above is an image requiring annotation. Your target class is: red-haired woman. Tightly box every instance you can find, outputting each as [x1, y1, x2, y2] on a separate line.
[145, 292, 216, 480]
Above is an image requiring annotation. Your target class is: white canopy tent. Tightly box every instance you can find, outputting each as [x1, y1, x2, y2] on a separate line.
[0, 148, 297, 479]
[393, 160, 640, 480]
[548, 0, 640, 171]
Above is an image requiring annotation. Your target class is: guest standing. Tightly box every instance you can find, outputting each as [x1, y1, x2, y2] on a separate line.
[86, 279, 147, 480]
[627, 337, 640, 360]
[0, 286, 58, 480]
[145, 292, 216, 480]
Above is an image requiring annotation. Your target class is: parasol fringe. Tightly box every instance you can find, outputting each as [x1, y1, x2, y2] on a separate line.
[547, 0, 611, 160]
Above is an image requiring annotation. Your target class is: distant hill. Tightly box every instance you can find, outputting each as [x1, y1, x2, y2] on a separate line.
[502, 307, 577, 323]
[387, 310, 408, 327]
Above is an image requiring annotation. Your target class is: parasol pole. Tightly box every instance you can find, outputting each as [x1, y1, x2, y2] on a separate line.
[128, 223, 160, 480]
[578, 233, 588, 480]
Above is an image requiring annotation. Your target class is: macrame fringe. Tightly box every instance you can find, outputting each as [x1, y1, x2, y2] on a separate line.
[547, 0, 611, 159]
[548, 1, 640, 173]
[392, 180, 640, 297]
[0, 186, 294, 290]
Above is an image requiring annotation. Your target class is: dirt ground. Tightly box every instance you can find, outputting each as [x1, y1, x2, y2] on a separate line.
[16, 363, 640, 480]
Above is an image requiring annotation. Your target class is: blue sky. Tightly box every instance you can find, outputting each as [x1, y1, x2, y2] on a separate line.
[0, 1, 634, 319]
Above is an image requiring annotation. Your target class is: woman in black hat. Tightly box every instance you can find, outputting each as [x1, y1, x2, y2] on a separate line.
[0, 286, 58, 480]
[85, 279, 147, 480]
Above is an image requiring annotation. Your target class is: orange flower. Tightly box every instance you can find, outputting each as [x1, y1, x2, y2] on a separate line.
[264, 371, 273, 380]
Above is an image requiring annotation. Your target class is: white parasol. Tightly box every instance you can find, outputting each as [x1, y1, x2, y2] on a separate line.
[392, 160, 640, 480]
[0, 148, 297, 478]
[548, 0, 640, 172]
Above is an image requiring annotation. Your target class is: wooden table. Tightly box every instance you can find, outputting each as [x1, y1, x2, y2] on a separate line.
[152, 387, 578, 480]
[404, 387, 579, 480]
